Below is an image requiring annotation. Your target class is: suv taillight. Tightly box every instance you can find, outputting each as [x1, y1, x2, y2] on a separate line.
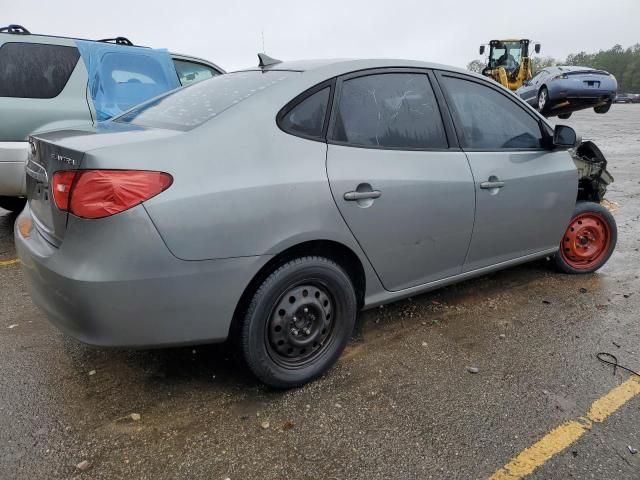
[52, 170, 173, 219]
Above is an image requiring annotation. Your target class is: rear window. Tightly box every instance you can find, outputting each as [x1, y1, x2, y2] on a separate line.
[116, 71, 295, 131]
[0, 42, 79, 99]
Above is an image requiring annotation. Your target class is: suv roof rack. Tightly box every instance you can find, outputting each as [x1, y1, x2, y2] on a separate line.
[97, 36, 135, 46]
[0, 24, 31, 34]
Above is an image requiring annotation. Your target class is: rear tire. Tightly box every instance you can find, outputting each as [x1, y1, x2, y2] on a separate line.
[554, 202, 617, 274]
[239, 256, 357, 388]
[558, 112, 572, 120]
[0, 196, 26, 212]
[594, 102, 612, 114]
[537, 86, 550, 114]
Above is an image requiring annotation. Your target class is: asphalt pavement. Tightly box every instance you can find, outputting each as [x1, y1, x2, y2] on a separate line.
[1, 105, 639, 479]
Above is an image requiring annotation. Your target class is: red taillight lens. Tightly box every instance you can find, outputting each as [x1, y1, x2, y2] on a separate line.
[52, 170, 172, 219]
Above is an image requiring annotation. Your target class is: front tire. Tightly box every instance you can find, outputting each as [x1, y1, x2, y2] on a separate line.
[0, 196, 26, 212]
[554, 202, 617, 274]
[558, 112, 572, 120]
[239, 256, 357, 388]
[538, 86, 550, 114]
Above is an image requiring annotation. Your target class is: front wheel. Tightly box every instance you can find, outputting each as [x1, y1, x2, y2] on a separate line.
[554, 202, 617, 274]
[538, 86, 550, 114]
[239, 256, 357, 388]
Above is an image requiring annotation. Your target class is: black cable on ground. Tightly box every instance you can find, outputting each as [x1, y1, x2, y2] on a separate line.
[597, 352, 640, 377]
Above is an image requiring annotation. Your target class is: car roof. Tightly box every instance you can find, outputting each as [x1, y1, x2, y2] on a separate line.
[236, 57, 475, 78]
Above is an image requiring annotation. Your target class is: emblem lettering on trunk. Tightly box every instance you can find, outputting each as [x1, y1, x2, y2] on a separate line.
[51, 153, 76, 166]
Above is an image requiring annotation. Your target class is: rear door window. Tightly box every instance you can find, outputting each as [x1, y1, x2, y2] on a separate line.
[332, 73, 448, 149]
[279, 87, 330, 139]
[0, 42, 79, 98]
[173, 59, 221, 86]
[440, 76, 543, 150]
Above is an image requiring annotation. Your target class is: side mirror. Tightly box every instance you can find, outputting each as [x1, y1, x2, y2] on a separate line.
[479, 45, 485, 55]
[553, 125, 580, 148]
[523, 80, 530, 87]
[534, 43, 541, 54]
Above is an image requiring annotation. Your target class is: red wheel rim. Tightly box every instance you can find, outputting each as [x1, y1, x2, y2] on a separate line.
[560, 213, 611, 269]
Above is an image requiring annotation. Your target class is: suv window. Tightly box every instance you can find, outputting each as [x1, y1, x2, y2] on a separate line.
[333, 73, 448, 149]
[0, 42, 79, 99]
[279, 87, 330, 138]
[173, 59, 221, 86]
[441, 76, 543, 149]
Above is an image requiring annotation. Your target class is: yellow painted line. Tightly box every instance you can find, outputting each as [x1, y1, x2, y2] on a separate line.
[491, 376, 640, 480]
[0, 258, 19, 267]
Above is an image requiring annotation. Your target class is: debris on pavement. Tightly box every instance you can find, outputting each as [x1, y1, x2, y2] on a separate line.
[130, 413, 141, 421]
[7, 324, 18, 329]
[260, 421, 270, 430]
[75, 460, 90, 471]
[628, 445, 638, 455]
[466, 367, 479, 374]
[88, 370, 96, 376]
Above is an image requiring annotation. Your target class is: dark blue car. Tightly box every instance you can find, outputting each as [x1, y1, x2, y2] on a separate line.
[516, 66, 617, 119]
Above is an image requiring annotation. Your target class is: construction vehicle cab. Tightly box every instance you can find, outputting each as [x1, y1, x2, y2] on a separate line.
[479, 39, 540, 91]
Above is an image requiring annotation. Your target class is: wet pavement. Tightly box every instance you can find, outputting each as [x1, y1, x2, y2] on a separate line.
[1, 105, 639, 479]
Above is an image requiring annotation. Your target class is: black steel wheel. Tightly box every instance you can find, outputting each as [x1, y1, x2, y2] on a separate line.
[239, 256, 357, 388]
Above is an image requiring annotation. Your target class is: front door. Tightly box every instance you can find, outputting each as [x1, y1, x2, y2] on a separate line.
[437, 73, 577, 272]
[326, 71, 476, 291]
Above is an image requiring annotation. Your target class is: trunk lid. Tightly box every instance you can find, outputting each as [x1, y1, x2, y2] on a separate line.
[26, 123, 180, 245]
[26, 135, 85, 245]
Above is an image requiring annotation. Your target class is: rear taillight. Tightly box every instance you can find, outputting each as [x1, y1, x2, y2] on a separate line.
[52, 170, 173, 219]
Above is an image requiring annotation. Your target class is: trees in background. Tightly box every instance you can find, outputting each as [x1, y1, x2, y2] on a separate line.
[468, 44, 640, 92]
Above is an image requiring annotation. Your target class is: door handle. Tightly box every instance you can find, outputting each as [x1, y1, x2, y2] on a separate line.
[344, 190, 382, 201]
[480, 180, 505, 189]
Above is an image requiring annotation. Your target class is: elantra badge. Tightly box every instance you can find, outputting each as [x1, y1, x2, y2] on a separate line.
[51, 153, 76, 166]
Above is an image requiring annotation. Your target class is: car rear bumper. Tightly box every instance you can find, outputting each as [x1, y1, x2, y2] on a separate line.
[15, 204, 270, 348]
[548, 84, 615, 103]
[0, 142, 28, 196]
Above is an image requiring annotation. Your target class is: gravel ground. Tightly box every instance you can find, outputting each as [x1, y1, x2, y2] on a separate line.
[1, 105, 639, 479]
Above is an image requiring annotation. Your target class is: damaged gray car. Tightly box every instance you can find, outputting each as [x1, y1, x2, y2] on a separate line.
[16, 56, 617, 388]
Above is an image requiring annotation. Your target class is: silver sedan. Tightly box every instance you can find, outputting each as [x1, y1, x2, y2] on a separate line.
[16, 57, 617, 388]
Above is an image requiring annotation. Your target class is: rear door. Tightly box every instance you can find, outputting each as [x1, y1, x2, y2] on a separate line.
[326, 70, 475, 292]
[436, 72, 577, 272]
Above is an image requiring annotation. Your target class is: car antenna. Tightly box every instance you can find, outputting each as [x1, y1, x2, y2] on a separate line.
[258, 53, 282, 69]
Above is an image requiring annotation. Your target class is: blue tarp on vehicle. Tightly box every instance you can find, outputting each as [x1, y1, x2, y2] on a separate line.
[75, 40, 180, 121]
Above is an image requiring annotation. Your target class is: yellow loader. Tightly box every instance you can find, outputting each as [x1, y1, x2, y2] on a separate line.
[479, 39, 541, 91]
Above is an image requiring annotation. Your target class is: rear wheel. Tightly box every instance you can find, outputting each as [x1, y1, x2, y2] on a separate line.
[239, 256, 357, 388]
[594, 102, 612, 114]
[554, 202, 617, 274]
[0, 196, 26, 212]
[537, 86, 550, 114]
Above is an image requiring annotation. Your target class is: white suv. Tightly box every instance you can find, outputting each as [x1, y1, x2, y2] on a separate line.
[0, 24, 224, 211]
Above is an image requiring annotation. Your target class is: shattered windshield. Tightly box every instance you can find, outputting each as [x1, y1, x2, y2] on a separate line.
[115, 70, 296, 131]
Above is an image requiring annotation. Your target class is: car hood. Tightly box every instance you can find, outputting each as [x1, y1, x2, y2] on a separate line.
[31, 122, 181, 153]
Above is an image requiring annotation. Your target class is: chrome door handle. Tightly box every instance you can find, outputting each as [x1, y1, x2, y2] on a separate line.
[480, 181, 505, 189]
[343, 190, 382, 201]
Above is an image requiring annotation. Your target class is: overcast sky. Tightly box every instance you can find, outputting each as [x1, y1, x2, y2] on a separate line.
[4, 0, 639, 71]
